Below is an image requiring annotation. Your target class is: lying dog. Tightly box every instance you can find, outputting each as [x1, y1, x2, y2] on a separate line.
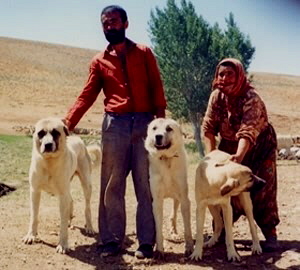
[23, 117, 95, 253]
[145, 118, 193, 258]
[190, 150, 265, 261]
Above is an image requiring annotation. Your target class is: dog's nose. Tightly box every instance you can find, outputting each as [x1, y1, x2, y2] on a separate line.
[44, 143, 53, 152]
[155, 135, 163, 145]
[249, 174, 266, 192]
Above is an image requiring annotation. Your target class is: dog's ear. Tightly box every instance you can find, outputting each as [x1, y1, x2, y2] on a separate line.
[215, 159, 230, 167]
[63, 126, 69, 136]
[220, 178, 239, 196]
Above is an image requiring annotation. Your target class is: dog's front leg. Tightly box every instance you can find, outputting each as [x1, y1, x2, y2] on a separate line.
[190, 201, 206, 261]
[23, 188, 41, 244]
[239, 193, 262, 254]
[56, 193, 71, 254]
[221, 201, 240, 261]
[152, 192, 164, 258]
[205, 205, 223, 247]
[180, 197, 193, 256]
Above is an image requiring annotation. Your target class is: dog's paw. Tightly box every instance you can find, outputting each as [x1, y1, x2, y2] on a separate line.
[56, 244, 69, 254]
[184, 241, 194, 257]
[227, 250, 241, 262]
[84, 224, 95, 235]
[189, 249, 203, 261]
[251, 243, 262, 255]
[204, 237, 218, 248]
[168, 231, 181, 242]
[22, 234, 41, 244]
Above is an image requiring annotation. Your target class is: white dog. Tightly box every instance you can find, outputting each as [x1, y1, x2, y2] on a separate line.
[145, 118, 193, 258]
[190, 150, 265, 262]
[23, 117, 95, 253]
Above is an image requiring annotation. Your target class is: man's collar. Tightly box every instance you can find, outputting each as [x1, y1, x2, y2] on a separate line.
[105, 38, 136, 55]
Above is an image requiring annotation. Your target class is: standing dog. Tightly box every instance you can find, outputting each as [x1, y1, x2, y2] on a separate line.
[190, 150, 265, 261]
[145, 118, 193, 258]
[23, 117, 94, 253]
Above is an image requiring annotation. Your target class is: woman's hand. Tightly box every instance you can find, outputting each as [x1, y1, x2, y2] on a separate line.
[203, 133, 216, 154]
[230, 138, 251, 163]
[229, 154, 244, 163]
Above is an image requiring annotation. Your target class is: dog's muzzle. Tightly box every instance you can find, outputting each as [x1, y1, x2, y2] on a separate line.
[155, 135, 163, 145]
[247, 174, 266, 192]
[44, 143, 54, 152]
[154, 134, 171, 150]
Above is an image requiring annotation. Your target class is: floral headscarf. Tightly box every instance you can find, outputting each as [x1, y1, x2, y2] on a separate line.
[212, 58, 252, 97]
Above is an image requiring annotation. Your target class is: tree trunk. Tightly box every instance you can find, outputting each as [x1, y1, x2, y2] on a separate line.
[189, 111, 205, 158]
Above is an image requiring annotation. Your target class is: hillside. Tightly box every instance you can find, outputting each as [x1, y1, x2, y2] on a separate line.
[1, 36, 300, 135]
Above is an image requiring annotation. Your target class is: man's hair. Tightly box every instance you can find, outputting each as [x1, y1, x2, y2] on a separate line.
[101, 5, 128, 23]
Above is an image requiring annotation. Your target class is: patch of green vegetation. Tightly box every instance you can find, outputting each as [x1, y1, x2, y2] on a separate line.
[0, 135, 32, 184]
[185, 141, 198, 153]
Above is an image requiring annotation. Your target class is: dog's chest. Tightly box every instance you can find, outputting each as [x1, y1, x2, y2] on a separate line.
[37, 161, 72, 195]
[159, 156, 173, 168]
[156, 158, 182, 199]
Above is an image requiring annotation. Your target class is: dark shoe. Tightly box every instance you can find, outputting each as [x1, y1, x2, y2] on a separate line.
[101, 242, 121, 257]
[135, 244, 153, 259]
[262, 236, 278, 252]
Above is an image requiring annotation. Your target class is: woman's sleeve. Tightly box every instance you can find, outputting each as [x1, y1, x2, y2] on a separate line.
[202, 90, 220, 136]
[236, 92, 268, 144]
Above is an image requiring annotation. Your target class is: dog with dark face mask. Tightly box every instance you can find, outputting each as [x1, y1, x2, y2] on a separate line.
[23, 117, 94, 254]
[190, 150, 265, 262]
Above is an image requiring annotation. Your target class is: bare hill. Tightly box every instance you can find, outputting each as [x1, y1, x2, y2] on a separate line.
[1, 37, 299, 135]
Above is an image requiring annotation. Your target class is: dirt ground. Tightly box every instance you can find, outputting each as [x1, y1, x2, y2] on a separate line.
[0, 38, 300, 269]
[0, 154, 300, 270]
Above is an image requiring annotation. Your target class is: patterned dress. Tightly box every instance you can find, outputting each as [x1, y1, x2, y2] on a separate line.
[202, 87, 280, 238]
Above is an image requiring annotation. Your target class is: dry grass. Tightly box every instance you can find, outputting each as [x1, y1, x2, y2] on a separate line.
[1, 36, 300, 137]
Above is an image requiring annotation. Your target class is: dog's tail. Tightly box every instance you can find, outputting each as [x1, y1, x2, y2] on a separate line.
[86, 144, 102, 170]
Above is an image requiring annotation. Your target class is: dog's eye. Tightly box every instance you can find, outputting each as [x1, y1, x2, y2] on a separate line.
[152, 126, 157, 131]
[37, 130, 46, 139]
[166, 126, 173, 132]
[51, 129, 60, 139]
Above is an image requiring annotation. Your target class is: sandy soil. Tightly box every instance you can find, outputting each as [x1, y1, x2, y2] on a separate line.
[0, 159, 299, 270]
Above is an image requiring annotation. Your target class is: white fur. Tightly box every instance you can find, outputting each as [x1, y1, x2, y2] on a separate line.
[145, 118, 193, 258]
[190, 150, 262, 262]
[23, 117, 94, 253]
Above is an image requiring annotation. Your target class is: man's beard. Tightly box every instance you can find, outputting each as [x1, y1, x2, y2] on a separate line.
[104, 29, 126, 45]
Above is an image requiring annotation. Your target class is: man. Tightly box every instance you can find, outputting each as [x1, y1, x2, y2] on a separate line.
[64, 5, 167, 258]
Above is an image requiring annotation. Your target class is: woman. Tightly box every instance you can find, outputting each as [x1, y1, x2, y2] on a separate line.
[202, 58, 280, 252]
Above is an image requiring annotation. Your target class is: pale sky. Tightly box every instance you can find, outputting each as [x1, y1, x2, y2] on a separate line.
[1, 0, 299, 76]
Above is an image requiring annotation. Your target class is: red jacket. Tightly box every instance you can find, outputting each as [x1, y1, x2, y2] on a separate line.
[65, 39, 166, 130]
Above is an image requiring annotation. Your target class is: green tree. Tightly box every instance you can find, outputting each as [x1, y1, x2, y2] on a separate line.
[149, 0, 255, 157]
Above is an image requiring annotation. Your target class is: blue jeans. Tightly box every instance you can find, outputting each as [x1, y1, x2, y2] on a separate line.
[98, 112, 155, 246]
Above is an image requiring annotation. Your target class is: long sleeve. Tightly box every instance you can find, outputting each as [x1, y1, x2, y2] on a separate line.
[145, 47, 167, 111]
[202, 90, 220, 136]
[65, 61, 103, 130]
[236, 90, 269, 144]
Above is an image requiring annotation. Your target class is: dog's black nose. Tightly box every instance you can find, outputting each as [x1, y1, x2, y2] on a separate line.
[44, 143, 53, 152]
[155, 135, 163, 145]
[250, 174, 266, 192]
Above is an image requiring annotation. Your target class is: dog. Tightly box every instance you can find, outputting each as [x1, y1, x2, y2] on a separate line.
[23, 117, 95, 253]
[145, 118, 193, 258]
[190, 150, 265, 262]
